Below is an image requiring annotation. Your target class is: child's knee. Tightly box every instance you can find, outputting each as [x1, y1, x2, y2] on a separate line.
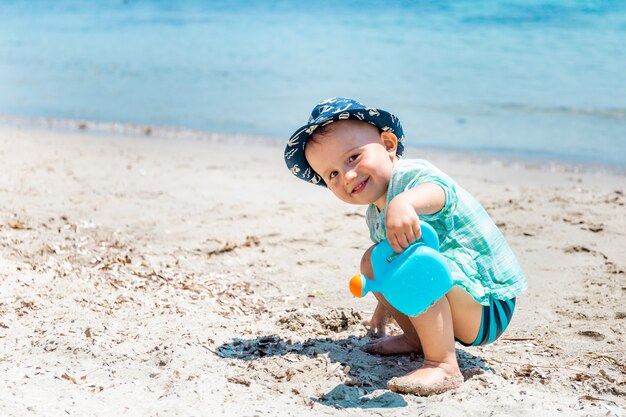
[360, 244, 376, 278]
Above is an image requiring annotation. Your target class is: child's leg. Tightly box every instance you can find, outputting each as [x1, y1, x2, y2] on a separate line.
[387, 295, 463, 395]
[365, 292, 423, 355]
[361, 245, 423, 355]
[360, 245, 484, 395]
[361, 246, 483, 354]
[446, 285, 483, 344]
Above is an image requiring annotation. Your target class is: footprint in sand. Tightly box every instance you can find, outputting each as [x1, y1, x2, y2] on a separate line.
[577, 330, 605, 341]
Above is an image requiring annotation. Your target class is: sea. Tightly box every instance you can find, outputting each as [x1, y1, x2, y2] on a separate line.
[1, 0, 625, 168]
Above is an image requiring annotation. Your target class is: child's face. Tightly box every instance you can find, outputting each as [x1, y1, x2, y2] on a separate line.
[305, 120, 397, 210]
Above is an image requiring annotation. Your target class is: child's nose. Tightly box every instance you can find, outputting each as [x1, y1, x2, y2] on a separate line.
[345, 169, 357, 182]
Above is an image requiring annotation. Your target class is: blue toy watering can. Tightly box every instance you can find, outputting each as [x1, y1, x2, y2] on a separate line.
[349, 221, 453, 317]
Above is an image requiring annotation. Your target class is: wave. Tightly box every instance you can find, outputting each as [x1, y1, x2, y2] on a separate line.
[0, 113, 266, 142]
[407, 103, 626, 121]
[490, 103, 626, 120]
[460, 1, 626, 26]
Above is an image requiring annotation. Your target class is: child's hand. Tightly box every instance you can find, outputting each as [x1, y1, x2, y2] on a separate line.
[362, 301, 390, 338]
[385, 193, 422, 253]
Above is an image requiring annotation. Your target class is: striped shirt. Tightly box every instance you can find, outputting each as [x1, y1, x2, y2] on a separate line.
[366, 159, 527, 306]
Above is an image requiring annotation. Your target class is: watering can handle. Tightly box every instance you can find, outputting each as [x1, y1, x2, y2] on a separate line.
[350, 221, 444, 299]
[370, 221, 441, 280]
[417, 221, 440, 251]
[380, 221, 440, 259]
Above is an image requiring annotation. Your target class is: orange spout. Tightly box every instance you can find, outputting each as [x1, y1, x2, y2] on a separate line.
[349, 274, 364, 298]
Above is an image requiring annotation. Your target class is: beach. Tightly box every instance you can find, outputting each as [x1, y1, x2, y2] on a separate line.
[1, 123, 625, 416]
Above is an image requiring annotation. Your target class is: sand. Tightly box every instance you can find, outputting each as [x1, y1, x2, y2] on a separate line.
[0, 123, 624, 416]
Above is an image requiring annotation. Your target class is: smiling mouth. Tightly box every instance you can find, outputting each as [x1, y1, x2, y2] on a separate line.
[351, 178, 369, 194]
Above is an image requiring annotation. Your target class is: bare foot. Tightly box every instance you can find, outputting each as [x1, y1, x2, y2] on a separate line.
[364, 334, 420, 356]
[387, 360, 463, 396]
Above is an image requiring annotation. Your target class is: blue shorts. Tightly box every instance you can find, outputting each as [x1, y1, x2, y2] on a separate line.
[456, 295, 516, 347]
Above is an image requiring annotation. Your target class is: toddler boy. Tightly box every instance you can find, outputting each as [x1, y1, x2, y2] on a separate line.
[284, 97, 527, 395]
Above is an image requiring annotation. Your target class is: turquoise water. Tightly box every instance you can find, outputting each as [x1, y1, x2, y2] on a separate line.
[1, 1, 625, 166]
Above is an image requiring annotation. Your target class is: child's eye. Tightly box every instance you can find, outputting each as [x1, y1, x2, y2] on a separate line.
[348, 154, 359, 163]
[329, 171, 338, 180]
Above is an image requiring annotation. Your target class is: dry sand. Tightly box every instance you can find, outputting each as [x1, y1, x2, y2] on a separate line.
[0, 123, 625, 416]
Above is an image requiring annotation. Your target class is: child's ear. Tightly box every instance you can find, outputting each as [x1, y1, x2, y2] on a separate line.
[380, 131, 398, 160]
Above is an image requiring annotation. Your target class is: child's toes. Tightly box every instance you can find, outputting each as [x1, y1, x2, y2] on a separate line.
[363, 340, 386, 355]
[363, 335, 418, 356]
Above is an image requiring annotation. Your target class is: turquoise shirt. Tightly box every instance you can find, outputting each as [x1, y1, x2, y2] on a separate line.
[366, 159, 527, 306]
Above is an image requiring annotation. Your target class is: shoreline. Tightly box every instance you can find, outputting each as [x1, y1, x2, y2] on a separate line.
[2, 112, 625, 177]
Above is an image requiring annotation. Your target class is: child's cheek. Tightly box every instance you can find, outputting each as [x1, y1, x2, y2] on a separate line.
[329, 186, 344, 200]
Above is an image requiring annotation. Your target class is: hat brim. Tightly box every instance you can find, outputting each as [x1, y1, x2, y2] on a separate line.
[284, 108, 405, 187]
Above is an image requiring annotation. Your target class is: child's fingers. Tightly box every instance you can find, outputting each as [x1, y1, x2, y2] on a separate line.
[396, 232, 411, 250]
[389, 234, 404, 253]
[366, 323, 386, 338]
[362, 319, 384, 337]
[390, 230, 416, 252]
[402, 227, 416, 246]
[411, 218, 422, 242]
[413, 222, 422, 241]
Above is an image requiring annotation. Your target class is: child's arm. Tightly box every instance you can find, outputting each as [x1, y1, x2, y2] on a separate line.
[363, 300, 390, 337]
[385, 183, 446, 253]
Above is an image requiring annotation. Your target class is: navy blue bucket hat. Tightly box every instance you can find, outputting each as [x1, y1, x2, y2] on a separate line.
[284, 97, 405, 187]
